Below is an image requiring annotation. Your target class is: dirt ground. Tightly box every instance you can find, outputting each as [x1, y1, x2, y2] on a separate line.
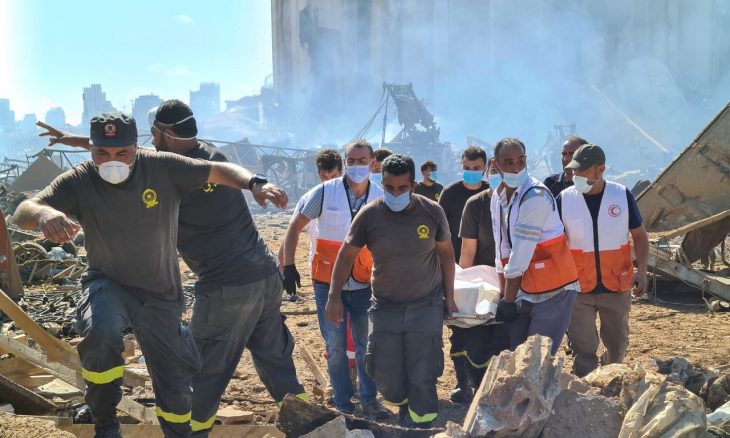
[183, 211, 730, 429]
[0, 412, 75, 438]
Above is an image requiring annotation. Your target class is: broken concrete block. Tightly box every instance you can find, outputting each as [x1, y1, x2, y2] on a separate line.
[300, 416, 347, 438]
[704, 374, 730, 411]
[619, 379, 706, 438]
[585, 363, 658, 410]
[432, 421, 470, 438]
[347, 428, 376, 438]
[707, 400, 730, 430]
[36, 379, 83, 398]
[216, 406, 254, 425]
[467, 335, 563, 437]
[541, 389, 624, 438]
[0, 404, 13, 414]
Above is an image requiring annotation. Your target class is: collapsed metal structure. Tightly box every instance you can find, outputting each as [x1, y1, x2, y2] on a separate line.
[637, 102, 730, 301]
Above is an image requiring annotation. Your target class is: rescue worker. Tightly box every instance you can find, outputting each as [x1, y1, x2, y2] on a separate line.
[369, 147, 393, 187]
[281, 140, 389, 418]
[557, 144, 649, 377]
[491, 137, 579, 355]
[325, 154, 456, 428]
[438, 146, 489, 403]
[456, 159, 509, 385]
[16, 112, 288, 438]
[37, 101, 305, 437]
[277, 148, 343, 269]
[414, 160, 443, 202]
[543, 136, 588, 197]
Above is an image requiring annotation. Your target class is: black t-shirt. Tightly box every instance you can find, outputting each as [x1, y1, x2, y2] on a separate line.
[414, 181, 444, 203]
[438, 180, 489, 262]
[459, 190, 496, 266]
[35, 149, 211, 300]
[543, 172, 573, 198]
[178, 142, 278, 289]
[557, 185, 643, 293]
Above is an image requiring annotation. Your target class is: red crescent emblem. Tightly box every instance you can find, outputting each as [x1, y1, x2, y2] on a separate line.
[608, 204, 621, 217]
[104, 123, 117, 137]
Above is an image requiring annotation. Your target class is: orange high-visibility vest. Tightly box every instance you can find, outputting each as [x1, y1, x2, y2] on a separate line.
[560, 181, 633, 293]
[492, 177, 578, 294]
[311, 177, 383, 284]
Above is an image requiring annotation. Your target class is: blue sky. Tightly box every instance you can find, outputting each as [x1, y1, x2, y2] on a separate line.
[0, 0, 272, 125]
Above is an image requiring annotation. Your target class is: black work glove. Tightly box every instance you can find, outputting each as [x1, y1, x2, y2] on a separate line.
[282, 264, 301, 296]
[496, 300, 518, 323]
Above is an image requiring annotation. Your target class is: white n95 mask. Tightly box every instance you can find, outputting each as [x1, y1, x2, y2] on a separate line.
[97, 161, 133, 184]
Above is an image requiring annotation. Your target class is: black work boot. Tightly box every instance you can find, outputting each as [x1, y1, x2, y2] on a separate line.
[94, 417, 122, 438]
[449, 356, 473, 404]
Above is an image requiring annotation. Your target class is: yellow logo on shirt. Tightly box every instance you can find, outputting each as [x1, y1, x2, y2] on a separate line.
[203, 183, 216, 193]
[417, 225, 430, 239]
[142, 188, 158, 208]
[435, 193, 440, 201]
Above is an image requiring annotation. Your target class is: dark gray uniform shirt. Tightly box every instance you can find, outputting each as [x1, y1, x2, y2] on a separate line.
[35, 148, 211, 301]
[178, 142, 279, 289]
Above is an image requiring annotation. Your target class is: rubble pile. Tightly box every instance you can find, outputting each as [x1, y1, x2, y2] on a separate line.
[440, 335, 730, 438]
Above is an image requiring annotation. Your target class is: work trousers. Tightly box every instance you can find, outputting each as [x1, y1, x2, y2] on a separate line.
[568, 291, 631, 377]
[74, 277, 200, 438]
[452, 324, 511, 387]
[190, 273, 305, 436]
[507, 289, 578, 355]
[366, 289, 444, 425]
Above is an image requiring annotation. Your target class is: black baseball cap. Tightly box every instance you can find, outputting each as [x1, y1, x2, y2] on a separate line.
[565, 144, 605, 171]
[90, 112, 137, 147]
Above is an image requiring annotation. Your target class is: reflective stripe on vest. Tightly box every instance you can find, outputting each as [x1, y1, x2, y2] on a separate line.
[311, 177, 382, 283]
[561, 181, 633, 293]
[492, 177, 578, 294]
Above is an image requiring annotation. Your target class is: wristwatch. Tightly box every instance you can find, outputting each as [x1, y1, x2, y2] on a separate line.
[248, 174, 268, 190]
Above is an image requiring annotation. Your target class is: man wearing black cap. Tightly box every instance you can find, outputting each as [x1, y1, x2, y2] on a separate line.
[37, 101, 305, 437]
[16, 112, 288, 438]
[556, 144, 649, 377]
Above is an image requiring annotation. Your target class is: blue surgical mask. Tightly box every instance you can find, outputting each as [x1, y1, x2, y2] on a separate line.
[462, 170, 484, 185]
[488, 174, 502, 190]
[384, 191, 411, 212]
[501, 168, 529, 188]
[346, 165, 370, 184]
[429, 171, 438, 182]
[370, 173, 383, 186]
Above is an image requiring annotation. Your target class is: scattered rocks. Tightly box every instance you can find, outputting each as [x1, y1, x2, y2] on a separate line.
[541, 387, 624, 438]
[705, 374, 730, 411]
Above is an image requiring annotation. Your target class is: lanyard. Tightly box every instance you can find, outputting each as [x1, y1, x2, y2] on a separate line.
[342, 179, 370, 219]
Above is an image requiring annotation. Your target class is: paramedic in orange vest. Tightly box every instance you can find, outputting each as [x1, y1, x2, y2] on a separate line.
[557, 144, 648, 377]
[490, 138, 580, 355]
[281, 140, 389, 419]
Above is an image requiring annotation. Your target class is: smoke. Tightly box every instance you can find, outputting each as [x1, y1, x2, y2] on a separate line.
[273, 0, 730, 186]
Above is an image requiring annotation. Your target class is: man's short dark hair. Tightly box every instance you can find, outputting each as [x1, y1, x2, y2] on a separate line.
[155, 99, 198, 138]
[315, 149, 343, 172]
[420, 160, 437, 172]
[461, 146, 487, 164]
[345, 140, 374, 158]
[382, 154, 415, 183]
[563, 135, 589, 148]
[494, 138, 526, 160]
[374, 148, 393, 162]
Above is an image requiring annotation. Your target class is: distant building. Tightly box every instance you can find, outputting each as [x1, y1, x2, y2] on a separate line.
[0, 98, 16, 132]
[20, 114, 38, 133]
[81, 84, 117, 127]
[132, 94, 162, 132]
[190, 83, 220, 121]
[45, 107, 66, 129]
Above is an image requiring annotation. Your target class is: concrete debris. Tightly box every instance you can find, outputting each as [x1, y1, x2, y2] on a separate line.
[540, 386, 624, 438]
[619, 378, 707, 438]
[704, 375, 730, 411]
[0, 412, 75, 438]
[467, 335, 563, 437]
[657, 357, 716, 396]
[300, 416, 375, 438]
[216, 406, 255, 424]
[0, 404, 14, 413]
[584, 363, 658, 411]
[707, 400, 730, 430]
[432, 421, 469, 438]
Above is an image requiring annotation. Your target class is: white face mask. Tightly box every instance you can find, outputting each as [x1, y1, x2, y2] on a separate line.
[572, 175, 595, 193]
[97, 161, 133, 184]
[346, 165, 370, 184]
[501, 167, 529, 188]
